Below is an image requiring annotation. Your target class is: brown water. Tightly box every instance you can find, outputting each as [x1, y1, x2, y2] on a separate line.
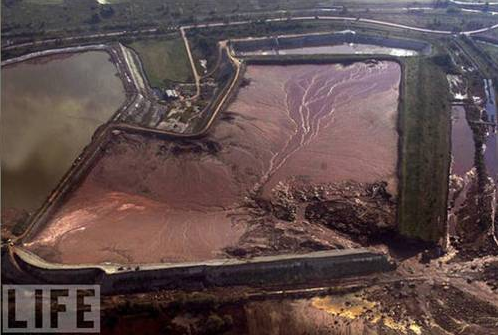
[1, 51, 125, 213]
[485, 133, 497, 180]
[451, 106, 475, 176]
[483, 79, 497, 180]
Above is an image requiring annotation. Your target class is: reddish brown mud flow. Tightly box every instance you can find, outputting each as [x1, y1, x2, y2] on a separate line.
[234, 62, 400, 196]
[24, 137, 249, 264]
[24, 61, 401, 265]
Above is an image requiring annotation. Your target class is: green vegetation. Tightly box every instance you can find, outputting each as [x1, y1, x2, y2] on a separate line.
[363, 11, 498, 33]
[457, 37, 498, 104]
[459, 36, 498, 77]
[478, 41, 498, 62]
[128, 36, 193, 87]
[398, 56, 451, 242]
[2, 0, 324, 37]
[3, 0, 497, 43]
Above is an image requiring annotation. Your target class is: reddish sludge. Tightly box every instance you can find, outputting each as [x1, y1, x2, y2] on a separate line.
[24, 61, 401, 265]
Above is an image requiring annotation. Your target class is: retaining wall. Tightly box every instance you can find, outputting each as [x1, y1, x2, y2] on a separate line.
[6, 247, 393, 295]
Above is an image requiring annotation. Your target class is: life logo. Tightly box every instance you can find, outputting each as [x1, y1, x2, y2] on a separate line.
[2, 285, 100, 333]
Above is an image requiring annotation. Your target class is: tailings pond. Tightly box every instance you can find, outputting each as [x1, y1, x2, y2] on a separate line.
[24, 61, 401, 265]
[1, 52, 125, 216]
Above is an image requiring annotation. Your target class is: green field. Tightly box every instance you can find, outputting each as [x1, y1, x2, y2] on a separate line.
[128, 36, 193, 87]
[397, 56, 451, 242]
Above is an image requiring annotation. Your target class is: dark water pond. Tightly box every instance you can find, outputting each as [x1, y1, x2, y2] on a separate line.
[1, 51, 125, 212]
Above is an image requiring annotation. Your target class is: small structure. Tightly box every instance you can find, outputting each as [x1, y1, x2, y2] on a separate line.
[164, 89, 179, 100]
[336, 29, 356, 35]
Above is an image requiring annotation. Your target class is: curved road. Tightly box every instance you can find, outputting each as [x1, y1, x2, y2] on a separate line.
[450, 0, 498, 5]
[172, 14, 498, 99]
[181, 15, 498, 35]
[4, 11, 498, 100]
[4, 10, 498, 53]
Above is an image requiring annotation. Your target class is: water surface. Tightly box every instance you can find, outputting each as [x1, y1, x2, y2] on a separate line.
[1, 51, 125, 213]
[483, 79, 497, 180]
[451, 106, 475, 176]
[241, 43, 418, 57]
[485, 134, 497, 179]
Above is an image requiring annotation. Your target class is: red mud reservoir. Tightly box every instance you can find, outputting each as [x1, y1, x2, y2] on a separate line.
[24, 61, 401, 265]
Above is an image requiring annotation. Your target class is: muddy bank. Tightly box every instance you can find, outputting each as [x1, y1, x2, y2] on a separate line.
[24, 61, 401, 265]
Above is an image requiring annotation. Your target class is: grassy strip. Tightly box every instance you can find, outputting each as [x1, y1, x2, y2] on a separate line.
[477, 42, 498, 63]
[397, 56, 451, 242]
[128, 36, 193, 88]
